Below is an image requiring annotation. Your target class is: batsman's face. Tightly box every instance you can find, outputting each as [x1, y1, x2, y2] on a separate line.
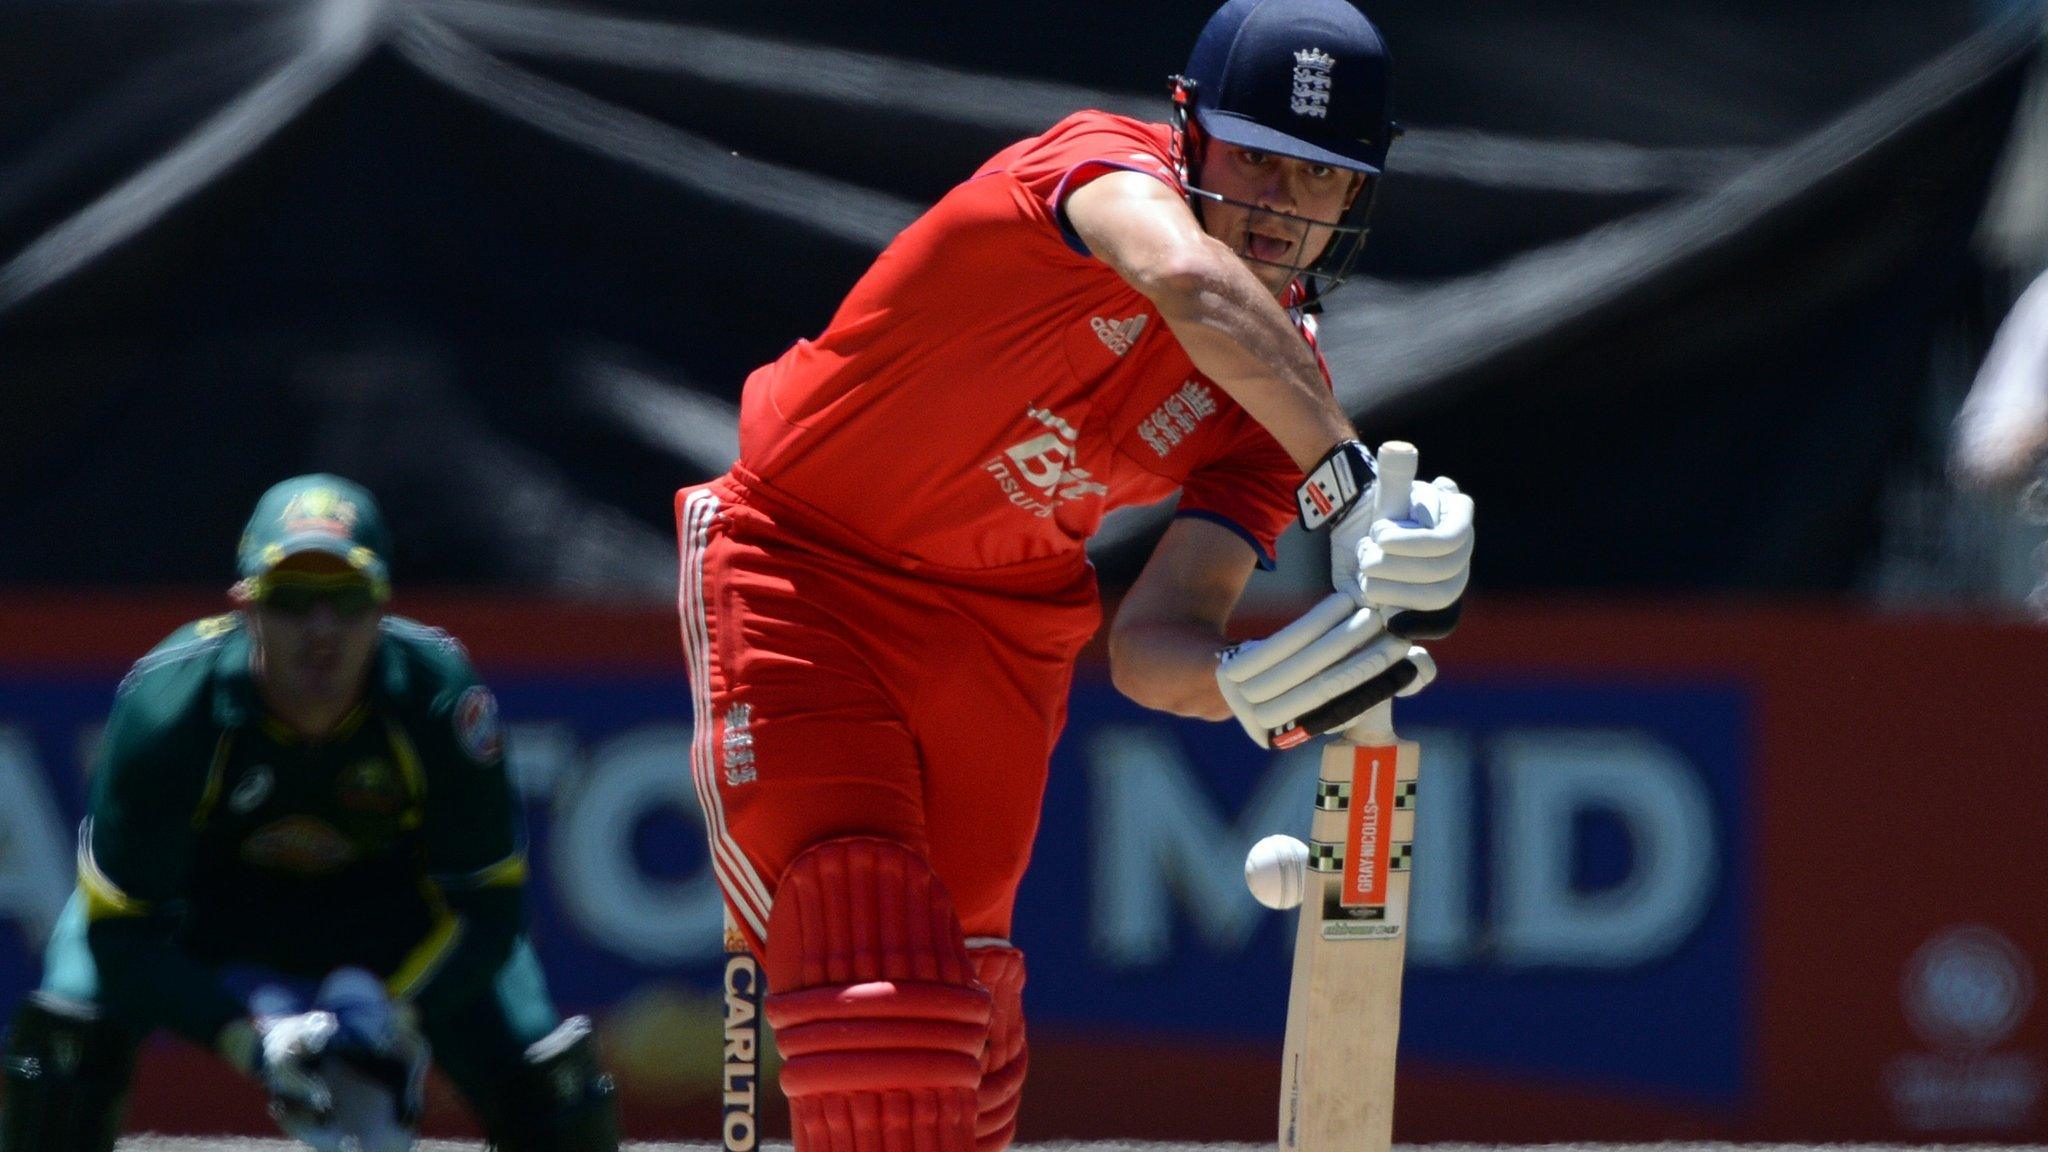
[246, 555, 383, 715]
[1196, 146, 1365, 294]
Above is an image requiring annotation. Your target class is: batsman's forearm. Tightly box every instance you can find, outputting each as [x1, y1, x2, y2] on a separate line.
[1108, 620, 1234, 720]
[1143, 241, 1355, 471]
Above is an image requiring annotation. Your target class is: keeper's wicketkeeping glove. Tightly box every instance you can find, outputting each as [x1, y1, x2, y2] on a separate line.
[251, 1002, 343, 1148]
[237, 970, 428, 1152]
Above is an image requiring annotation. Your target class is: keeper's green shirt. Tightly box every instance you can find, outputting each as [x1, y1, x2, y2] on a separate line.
[77, 612, 529, 1050]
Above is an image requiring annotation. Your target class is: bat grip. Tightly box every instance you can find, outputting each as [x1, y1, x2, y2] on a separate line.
[1374, 441, 1417, 523]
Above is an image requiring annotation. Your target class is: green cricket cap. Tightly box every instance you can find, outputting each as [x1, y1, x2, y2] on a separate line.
[236, 474, 393, 596]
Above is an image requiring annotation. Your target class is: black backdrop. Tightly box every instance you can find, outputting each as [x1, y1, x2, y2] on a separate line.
[0, 0, 2035, 593]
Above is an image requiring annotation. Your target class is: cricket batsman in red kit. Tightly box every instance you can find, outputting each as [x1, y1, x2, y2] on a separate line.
[675, 2, 1474, 1150]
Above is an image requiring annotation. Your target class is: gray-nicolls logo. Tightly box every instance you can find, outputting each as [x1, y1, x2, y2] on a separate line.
[1091, 315, 1147, 356]
[722, 705, 756, 786]
[1291, 48, 1335, 119]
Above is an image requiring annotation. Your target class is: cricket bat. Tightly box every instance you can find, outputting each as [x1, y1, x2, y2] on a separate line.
[722, 906, 764, 1152]
[1277, 441, 1421, 1152]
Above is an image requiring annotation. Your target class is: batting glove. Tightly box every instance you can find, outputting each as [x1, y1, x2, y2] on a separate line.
[1217, 592, 1437, 749]
[1298, 441, 1473, 631]
[1345, 475, 1473, 619]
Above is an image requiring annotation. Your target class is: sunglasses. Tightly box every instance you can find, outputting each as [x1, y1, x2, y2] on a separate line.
[257, 582, 383, 617]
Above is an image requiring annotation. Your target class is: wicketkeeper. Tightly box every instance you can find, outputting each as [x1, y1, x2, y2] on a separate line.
[677, 2, 1473, 1152]
[0, 475, 618, 1152]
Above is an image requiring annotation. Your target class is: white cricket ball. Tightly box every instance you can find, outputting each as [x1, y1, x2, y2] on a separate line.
[1244, 834, 1310, 910]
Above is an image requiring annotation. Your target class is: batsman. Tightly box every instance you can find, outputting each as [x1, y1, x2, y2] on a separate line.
[0, 475, 618, 1152]
[676, 2, 1474, 1151]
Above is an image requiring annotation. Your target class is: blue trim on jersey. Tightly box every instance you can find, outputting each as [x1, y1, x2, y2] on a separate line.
[1051, 159, 1181, 256]
[1175, 509, 1277, 571]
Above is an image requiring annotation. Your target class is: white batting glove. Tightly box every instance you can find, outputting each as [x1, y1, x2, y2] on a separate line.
[1217, 593, 1437, 749]
[1298, 441, 1472, 632]
[1336, 476, 1473, 615]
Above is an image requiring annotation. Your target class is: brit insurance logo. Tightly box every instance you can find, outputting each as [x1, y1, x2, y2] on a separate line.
[984, 406, 1108, 519]
[1291, 48, 1334, 119]
[1886, 924, 2042, 1131]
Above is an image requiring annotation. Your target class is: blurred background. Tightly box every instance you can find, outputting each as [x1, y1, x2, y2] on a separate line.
[3, 0, 2046, 1142]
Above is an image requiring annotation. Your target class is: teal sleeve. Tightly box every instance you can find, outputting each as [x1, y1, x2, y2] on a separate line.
[79, 686, 247, 1051]
[408, 888, 525, 1026]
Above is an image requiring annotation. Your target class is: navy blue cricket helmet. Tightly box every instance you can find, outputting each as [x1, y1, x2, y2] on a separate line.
[1172, 0, 1398, 300]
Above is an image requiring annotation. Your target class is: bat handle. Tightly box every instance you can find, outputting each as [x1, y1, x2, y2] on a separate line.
[1344, 441, 1418, 743]
[1374, 441, 1417, 523]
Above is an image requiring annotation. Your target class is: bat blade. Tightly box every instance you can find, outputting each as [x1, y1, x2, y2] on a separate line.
[1277, 736, 1419, 1152]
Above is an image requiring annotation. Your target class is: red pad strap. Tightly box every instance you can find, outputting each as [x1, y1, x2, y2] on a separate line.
[969, 946, 1028, 1152]
[771, 981, 992, 1095]
[769, 980, 994, 1030]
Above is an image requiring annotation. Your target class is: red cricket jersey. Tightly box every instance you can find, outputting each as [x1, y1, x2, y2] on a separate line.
[735, 110, 1320, 579]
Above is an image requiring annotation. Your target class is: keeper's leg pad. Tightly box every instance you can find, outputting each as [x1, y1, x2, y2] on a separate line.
[764, 837, 992, 1152]
[0, 994, 137, 1152]
[968, 945, 1027, 1152]
[489, 1016, 620, 1152]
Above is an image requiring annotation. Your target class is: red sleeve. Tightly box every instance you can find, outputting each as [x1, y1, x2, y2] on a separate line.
[1176, 414, 1301, 571]
[979, 112, 1183, 256]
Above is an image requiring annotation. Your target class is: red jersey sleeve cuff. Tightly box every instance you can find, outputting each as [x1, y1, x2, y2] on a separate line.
[1052, 159, 1182, 257]
[1174, 509, 1278, 571]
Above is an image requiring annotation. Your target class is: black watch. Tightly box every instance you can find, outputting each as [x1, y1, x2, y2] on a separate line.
[1296, 440, 1373, 531]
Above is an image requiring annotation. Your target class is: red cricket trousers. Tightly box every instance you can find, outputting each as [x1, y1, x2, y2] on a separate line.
[676, 473, 1100, 956]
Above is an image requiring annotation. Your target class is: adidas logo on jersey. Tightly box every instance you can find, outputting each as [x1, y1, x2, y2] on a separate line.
[1091, 315, 1147, 356]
